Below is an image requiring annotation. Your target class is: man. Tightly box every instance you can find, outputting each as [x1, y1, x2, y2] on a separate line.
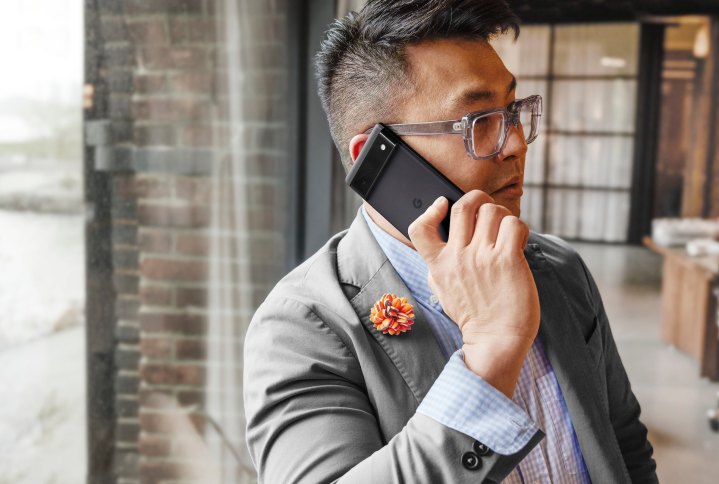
[243, 0, 657, 482]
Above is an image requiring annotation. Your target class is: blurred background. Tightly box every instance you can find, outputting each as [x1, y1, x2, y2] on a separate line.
[1, 0, 719, 482]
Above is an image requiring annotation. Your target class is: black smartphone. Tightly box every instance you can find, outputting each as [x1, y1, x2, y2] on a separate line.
[346, 123, 465, 241]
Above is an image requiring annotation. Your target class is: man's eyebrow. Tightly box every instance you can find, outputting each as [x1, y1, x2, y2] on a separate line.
[507, 75, 517, 95]
[447, 75, 517, 113]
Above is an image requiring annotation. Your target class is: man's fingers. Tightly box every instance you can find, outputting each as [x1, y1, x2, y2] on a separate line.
[408, 196, 448, 262]
[472, 203, 511, 247]
[495, 215, 529, 252]
[447, 190, 494, 248]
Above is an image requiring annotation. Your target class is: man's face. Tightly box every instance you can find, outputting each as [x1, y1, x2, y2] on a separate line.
[399, 38, 527, 216]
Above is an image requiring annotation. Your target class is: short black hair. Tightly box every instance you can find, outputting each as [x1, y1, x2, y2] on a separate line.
[315, 0, 520, 171]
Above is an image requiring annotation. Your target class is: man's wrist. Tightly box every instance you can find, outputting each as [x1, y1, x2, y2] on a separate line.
[461, 335, 533, 398]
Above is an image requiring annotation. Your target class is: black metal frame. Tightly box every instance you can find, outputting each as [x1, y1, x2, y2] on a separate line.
[287, 0, 339, 265]
[84, 0, 116, 482]
[628, 23, 665, 244]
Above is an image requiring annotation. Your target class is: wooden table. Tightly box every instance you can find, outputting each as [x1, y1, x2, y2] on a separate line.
[643, 236, 719, 381]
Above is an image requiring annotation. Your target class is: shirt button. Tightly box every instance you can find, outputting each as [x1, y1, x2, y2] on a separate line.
[473, 440, 493, 457]
[461, 451, 482, 470]
[429, 294, 439, 305]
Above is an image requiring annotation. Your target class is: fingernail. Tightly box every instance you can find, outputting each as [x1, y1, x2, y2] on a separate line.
[433, 196, 446, 206]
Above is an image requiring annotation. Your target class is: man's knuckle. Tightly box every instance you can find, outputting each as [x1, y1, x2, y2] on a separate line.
[451, 201, 470, 214]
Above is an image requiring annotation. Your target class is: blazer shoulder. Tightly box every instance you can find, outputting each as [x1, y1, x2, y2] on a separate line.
[265, 229, 350, 306]
[247, 228, 365, 350]
[528, 231, 599, 314]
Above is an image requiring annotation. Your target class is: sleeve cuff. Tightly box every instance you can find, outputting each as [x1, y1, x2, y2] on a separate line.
[416, 348, 541, 455]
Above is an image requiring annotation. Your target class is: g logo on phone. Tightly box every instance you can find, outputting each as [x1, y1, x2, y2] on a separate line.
[412, 198, 423, 209]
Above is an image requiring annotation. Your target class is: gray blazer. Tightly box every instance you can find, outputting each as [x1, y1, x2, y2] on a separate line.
[243, 212, 657, 483]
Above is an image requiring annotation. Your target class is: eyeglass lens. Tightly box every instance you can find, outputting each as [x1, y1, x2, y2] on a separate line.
[471, 101, 539, 158]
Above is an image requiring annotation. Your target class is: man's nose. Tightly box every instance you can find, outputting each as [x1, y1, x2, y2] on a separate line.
[496, 123, 528, 162]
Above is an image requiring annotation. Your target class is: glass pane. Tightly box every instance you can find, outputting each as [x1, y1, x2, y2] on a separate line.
[553, 24, 640, 76]
[80, 0, 292, 482]
[546, 188, 582, 239]
[521, 185, 544, 232]
[578, 190, 607, 240]
[0, 1, 85, 483]
[524, 132, 546, 185]
[546, 189, 631, 242]
[516, 79, 548, 106]
[602, 191, 631, 242]
[550, 79, 637, 133]
[548, 135, 634, 189]
[492, 26, 551, 77]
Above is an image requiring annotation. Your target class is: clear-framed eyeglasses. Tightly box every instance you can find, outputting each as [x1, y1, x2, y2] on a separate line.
[364, 94, 542, 160]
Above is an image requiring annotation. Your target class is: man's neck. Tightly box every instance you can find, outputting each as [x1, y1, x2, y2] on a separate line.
[363, 202, 416, 250]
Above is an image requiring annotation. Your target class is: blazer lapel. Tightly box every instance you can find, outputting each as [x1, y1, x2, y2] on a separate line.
[337, 211, 447, 406]
[525, 238, 628, 483]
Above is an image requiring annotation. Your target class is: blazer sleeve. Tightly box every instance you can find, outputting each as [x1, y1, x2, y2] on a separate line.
[243, 296, 542, 484]
[575, 255, 658, 484]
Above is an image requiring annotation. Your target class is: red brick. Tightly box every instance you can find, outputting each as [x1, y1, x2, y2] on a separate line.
[176, 390, 204, 406]
[136, 177, 172, 199]
[131, 98, 210, 122]
[134, 125, 177, 147]
[138, 389, 174, 408]
[247, 182, 284, 208]
[180, 125, 213, 147]
[246, 207, 285, 231]
[138, 229, 172, 252]
[133, 74, 166, 94]
[140, 337, 173, 358]
[113, 174, 136, 198]
[244, 153, 287, 177]
[139, 285, 173, 306]
[249, 237, 283, 262]
[125, 0, 203, 15]
[127, 19, 168, 44]
[250, 261, 281, 285]
[138, 434, 171, 456]
[175, 339, 205, 360]
[140, 312, 206, 334]
[175, 287, 207, 308]
[138, 460, 185, 480]
[175, 178, 211, 204]
[137, 204, 210, 228]
[141, 258, 207, 282]
[175, 233, 208, 256]
[169, 72, 213, 94]
[140, 362, 204, 385]
[168, 18, 216, 44]
[139, 46, 208, 70]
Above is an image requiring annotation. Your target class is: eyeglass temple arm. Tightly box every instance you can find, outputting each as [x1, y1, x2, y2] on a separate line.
[362, 120, 463, 136]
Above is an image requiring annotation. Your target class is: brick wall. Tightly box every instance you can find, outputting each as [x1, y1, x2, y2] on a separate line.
[90, 0, 289, 482]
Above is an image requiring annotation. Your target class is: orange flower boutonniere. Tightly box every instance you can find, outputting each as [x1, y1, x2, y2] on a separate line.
[370, 293, 415, 335]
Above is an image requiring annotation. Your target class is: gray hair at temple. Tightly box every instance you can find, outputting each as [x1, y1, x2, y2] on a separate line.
[314, 0, 521, 171]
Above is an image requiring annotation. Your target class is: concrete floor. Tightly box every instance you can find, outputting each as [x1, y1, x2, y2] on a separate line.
[573, 242, 719, 484]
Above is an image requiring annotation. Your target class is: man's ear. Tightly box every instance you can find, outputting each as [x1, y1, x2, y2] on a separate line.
[349, 134, 370, 165]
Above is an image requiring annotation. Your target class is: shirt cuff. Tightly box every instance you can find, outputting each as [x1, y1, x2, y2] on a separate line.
[416, 348, 540, 455]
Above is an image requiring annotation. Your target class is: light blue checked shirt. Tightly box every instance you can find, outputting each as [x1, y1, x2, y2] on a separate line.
[361, 206, 591, 483]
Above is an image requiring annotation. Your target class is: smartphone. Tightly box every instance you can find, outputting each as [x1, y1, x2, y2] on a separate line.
[346, 123, 465, 241]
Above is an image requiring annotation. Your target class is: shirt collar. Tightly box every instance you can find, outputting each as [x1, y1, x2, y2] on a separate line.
[360, 205, 443, 311]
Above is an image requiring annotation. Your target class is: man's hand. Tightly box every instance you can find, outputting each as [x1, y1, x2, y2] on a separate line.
[407, 190, 540, 398]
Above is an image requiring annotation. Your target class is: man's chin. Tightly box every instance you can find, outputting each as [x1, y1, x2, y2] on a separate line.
[489, 195, 522, 218]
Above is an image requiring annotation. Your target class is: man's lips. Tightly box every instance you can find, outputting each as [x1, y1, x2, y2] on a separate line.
[490, 177, 523, 197]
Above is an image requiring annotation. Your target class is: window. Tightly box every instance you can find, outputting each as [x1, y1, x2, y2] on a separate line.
[494, 23, 640, 242]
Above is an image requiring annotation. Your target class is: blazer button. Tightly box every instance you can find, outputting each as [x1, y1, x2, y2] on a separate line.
[461, 451, 482, 470]
[473, 440, 493, 457]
